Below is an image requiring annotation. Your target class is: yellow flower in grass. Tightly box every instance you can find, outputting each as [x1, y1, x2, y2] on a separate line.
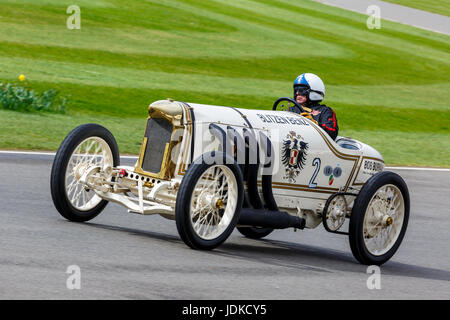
[18, 74, 26, 81]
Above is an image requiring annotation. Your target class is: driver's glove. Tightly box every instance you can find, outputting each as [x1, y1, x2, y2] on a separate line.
[300, 112, 318, 125]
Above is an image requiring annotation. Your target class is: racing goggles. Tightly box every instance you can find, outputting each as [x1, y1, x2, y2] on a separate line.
[294, 85, 310, 97]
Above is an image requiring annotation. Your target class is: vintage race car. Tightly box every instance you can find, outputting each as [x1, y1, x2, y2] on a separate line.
[50, 97, 410, 265]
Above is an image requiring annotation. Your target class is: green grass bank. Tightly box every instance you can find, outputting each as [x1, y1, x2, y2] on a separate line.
[0, 0, 449, 166]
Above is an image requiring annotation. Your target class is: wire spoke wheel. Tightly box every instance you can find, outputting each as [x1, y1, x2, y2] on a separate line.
[349, 171, 409, 265]
[363, 184, 405, 256]
[190, 165, 238, 240]
[65, 137, 113, 211]
[51, 124, 119, 222]
[175, 152, 244, 250]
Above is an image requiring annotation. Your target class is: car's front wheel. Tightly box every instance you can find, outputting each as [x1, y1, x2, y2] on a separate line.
[50, 124, 120, 222]
[175, 152, 244, 250]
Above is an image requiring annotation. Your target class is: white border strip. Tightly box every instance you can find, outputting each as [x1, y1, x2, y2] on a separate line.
[1, 150, 449, 171]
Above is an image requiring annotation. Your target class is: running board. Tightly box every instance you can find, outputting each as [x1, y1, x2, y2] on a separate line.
[238, 208, 306, 230]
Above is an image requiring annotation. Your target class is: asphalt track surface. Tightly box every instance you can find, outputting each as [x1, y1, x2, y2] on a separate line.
[314, 0, 450, 35]
[0, 152, 449, 300]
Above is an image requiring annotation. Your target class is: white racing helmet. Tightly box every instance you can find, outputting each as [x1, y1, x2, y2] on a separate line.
[293, 73, 325, 102]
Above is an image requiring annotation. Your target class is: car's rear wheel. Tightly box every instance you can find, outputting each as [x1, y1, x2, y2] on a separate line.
[175, 152, 244, 250]
[50, 124, 119, 222]
[349, 171, 409, 265]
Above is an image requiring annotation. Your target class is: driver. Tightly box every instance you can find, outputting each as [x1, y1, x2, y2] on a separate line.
[293, 73, 339, 140]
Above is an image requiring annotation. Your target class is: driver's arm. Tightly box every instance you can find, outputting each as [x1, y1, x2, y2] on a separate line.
[319, 108, 338, 140]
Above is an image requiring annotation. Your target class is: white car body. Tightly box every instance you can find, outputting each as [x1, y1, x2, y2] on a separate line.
[52, 97, 409, 265]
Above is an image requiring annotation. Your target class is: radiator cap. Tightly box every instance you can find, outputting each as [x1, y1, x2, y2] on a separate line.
[148, 99, 183, 119]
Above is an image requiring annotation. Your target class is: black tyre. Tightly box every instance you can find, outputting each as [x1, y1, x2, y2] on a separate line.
[349, 171, 409, 265]
[50, 124, 120, 222]
[237, 226, 273, 239]
[175, 152, 244, 250]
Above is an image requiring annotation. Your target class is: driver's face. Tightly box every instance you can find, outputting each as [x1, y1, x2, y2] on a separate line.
[296, 94, 307, 105]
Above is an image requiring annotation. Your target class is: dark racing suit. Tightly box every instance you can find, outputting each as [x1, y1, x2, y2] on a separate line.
[308, 103, 339, 140]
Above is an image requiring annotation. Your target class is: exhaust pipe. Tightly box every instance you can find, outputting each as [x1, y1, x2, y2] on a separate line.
[238, 208, 306, 230]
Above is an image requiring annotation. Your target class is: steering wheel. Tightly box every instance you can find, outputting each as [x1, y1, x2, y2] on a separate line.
[272, 97, 305, 114]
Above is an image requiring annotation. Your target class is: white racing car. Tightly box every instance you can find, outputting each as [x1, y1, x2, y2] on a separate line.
[51, 98, 409, 265]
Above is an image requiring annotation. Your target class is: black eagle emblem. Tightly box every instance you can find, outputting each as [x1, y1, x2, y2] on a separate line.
[282, 131, 308, 183]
